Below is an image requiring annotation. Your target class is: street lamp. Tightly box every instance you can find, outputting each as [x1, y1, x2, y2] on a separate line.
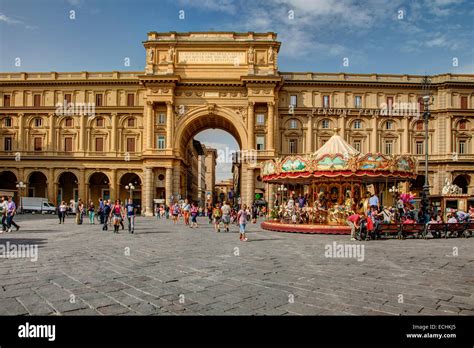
[125, 183, 135, 200]
[421, 76, 434, 223]
[16, 181, 26, 213]
[389, 185, 399, 206]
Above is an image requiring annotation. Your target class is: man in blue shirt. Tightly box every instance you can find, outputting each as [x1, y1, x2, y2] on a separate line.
[125, 198, 136, 234]
[368, 193, 379, 210]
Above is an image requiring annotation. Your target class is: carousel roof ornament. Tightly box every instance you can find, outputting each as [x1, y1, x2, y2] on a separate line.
[261, 132, 417, 184]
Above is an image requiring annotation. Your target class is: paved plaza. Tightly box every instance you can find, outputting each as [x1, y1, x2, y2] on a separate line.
[0, 214, 473, 316]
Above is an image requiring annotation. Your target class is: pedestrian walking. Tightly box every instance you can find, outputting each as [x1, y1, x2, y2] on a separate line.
[125, 198, 136, 234]
[172, 202, 180, 224]
[182, 199, 191, 226]
[221, 201, 231, 232]
[0, 196, 8, 232]
[190, 203, 198, 228]
[102, 200, 111, 231]
[58, 201, 67, 224]
[212, 203, 222, 232]
[98, 198, 105, 224]
[237, 204, 248, 241]
[6, 196, 20, 232]
[118, 200, 125, 230]
[76, 199, 84, 224]
[110, 199, 124, 234]
[88, 200, 95, 224]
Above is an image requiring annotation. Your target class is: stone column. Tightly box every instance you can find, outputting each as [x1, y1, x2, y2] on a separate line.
[166, 101, 173, 150]
[306, 114, 313, 153]
[18, 113, 24, 151]
[111, 113, 117, 152]
[165, 167, 173, 206]
[267, 101, 275, 151]
[146, 101, 154, 150]
[248, 102, 255, 150]
[79, 169, 86, 201]
[173, 165, 181, 199]
[446, 115, 452, 154]
[110, 169, 117, 200]
[47, 168, 55, 203]
[49, 113, 55, 152]
[143, 167, 154, 216]
[79, 114, 86, 151]
[339, 114, 346, 140]
[402, 116, 409, 154]
[371, 115, 378, 153]
[246, 166, 255, 206]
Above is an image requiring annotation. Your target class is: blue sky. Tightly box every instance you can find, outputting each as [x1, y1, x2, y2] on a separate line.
[1, 0, 473, 180]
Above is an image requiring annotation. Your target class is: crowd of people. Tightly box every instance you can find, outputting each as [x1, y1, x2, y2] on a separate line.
[346, 193, 474, 241]
[57, 197, 137, 234]
[0, 196, 20, 233]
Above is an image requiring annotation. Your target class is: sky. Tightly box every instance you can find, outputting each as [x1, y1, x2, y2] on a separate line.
[1, 0, 473, 179]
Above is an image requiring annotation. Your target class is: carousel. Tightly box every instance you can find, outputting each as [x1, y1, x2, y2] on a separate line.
[261, 132, 418, 234]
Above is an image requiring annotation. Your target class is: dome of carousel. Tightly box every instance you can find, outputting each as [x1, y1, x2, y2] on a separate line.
[260, 132, 418, 234]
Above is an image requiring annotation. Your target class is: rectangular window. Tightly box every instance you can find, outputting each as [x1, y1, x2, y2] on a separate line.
[289, 119, 298, 129]
[157, 135, 166, 149]
[256, 135, 265, 151]
[95, 137, 103, 152]
[353, 141, 361, 152]
[157, 113, 166, 125]
[290, 95, 297, 107]
[416, 141, 424, 155]
[34, 137, 42, 151]
[4, 137, 12, 151]
[256, 114, 265, 125]
[4, 118, 12, 127]
[386, 121, 393, 130]
[289, 139, 297, 154]
[3, 95, 11, 107]
[387, 96, 393, 111]
[95, 94, 103, 107]
[354, 96, 362, 108]
[127, 93, 135, 106]
[461, 96, 468, 109]
[353, 120, 361, 129]
[126, 138, 135, 152]
[127, 118, 135, 127]
[64, 137, 73, 152]
[35, 118, 42, 127]
[459, 141, 466, 154]
[321, 119, 330, 129]
[33, 94, 41, 107]
[323, 95, 330, 108]
[384, 140, 393, 155]
[65, 118, 73, 127]
[96, 118, 104, 127]
[64, 94, 72, 104]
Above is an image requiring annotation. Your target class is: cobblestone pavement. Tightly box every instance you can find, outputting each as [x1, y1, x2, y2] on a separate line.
[0, 214, 473, 316]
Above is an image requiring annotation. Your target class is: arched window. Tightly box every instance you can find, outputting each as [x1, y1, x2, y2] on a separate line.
[289, 119, 298, 129]
[96, 117, 104, 127]
[415, 121, 423, 131]
[127, 117, 135, 127]
[385, 120, 393, 130]
[65, 117, 73, 127]
[4, 117, 12, 127]
[321, 119, 330, 129]
[34, 117, 42, 127]
[353, 119, 362, 129]
[459, 120, 467, 130]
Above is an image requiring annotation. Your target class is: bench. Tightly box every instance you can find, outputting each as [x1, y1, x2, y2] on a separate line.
[427, 222, 471, 238]
[400, 223, 426, 239]
[377, 223, 401, 239]
[426, 223, 446, 238]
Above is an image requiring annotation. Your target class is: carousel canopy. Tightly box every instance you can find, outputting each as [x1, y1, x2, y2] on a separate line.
[312, 134, 359, 158]
[261, 133, 417, 184]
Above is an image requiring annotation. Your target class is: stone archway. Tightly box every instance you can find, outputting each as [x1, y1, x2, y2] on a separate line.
[173, 106, 253, 205]
[453, 174, 470, 194]
[58, 171, 79, 204]
[88, 172, 110, 203]
[27, 171, 48, 198]
[119, 172, 142, 212]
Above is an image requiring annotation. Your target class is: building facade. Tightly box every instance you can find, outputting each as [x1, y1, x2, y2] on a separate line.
[1, 31, 473, 215]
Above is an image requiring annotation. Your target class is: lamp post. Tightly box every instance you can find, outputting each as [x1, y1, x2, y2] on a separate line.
[125, 183, 135, 201]
[389, 184, 399, 207]
[421, 76, 434, 223]
[16, 181, 26, 214]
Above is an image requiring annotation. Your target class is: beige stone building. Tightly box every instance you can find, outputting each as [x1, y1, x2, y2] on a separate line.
[1, 31, 473, 215]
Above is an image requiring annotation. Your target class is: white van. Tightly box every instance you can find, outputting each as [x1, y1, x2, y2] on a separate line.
[20, 197, 56, 214]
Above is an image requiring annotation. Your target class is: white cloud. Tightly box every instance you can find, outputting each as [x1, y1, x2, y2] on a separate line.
[0, 13, 22, 25]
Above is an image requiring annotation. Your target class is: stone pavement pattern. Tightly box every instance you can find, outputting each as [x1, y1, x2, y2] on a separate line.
[0, 215, 473, 316]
